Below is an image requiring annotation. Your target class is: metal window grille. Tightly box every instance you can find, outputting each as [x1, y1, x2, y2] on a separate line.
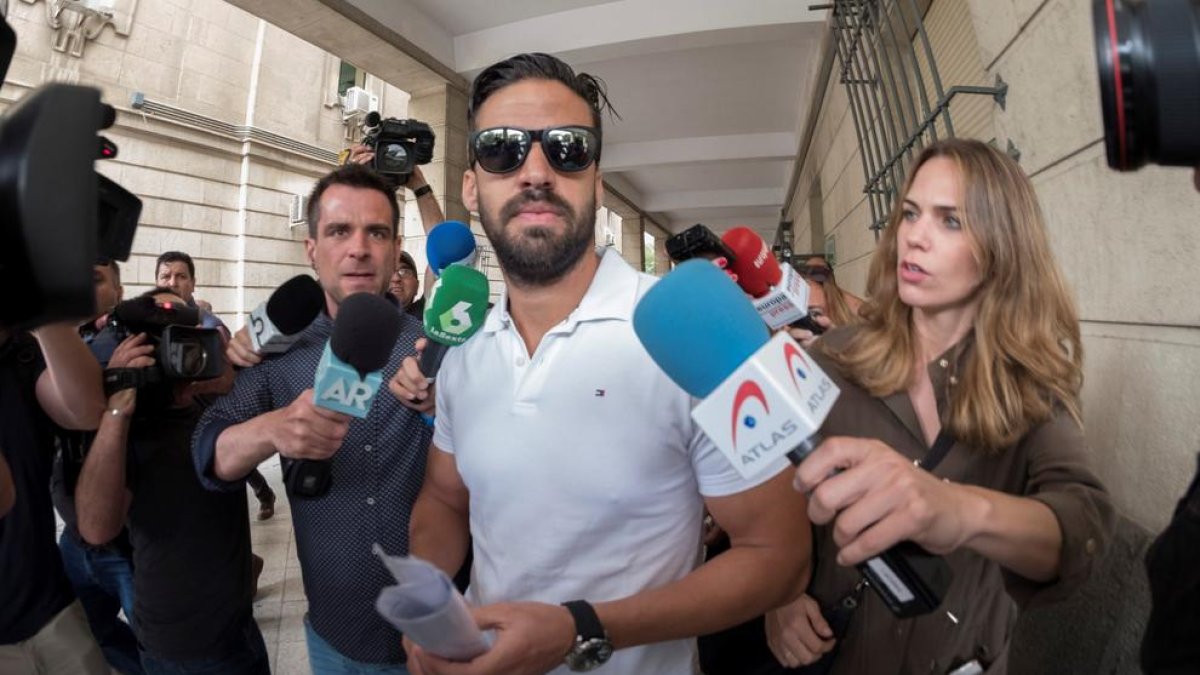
[820, 0, 1007, 238]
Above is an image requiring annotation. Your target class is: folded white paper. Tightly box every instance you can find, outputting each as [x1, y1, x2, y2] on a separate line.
[373, 544, 492, 661]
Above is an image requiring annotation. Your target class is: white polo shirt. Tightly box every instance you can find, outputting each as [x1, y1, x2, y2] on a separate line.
[433, 248, 787, 675]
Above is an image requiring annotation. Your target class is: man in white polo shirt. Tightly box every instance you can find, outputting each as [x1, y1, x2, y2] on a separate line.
[393, 53, 811, 675]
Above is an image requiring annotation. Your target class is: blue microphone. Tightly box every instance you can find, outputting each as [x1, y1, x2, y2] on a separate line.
[289, 293, 403, 499]
[633, 260, 952, 619]
[314, 293, 402, 417]
[426, 221, 476, 276]
[634, 260, 769, 398]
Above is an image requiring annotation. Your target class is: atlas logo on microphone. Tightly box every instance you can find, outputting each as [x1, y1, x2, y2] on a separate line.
[782, 342, 835, 414]
[728, 378, 802, 469]
[693, 332, 841, 479]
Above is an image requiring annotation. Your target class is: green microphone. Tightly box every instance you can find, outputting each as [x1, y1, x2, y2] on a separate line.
[420, 264, 489, 379]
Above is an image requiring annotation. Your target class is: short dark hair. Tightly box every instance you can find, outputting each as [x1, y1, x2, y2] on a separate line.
[306, 163, 400, 238]
[468, 53, 617, 162]
[96, 258, 121, 284]
[156, 251, 195, 279]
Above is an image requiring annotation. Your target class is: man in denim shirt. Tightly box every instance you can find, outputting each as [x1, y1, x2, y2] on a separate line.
[192, 164, 433, 674]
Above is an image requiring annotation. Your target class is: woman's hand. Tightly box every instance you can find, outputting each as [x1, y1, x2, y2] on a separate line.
[793, 436, 981, 565]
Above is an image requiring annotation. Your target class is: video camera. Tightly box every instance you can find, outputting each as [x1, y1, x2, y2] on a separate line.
[103, 296, 226, 394]
[1093, 0, 1200, 171]
[0, 16, 141, 330]
[665, 224, 737, 265]
[360, 112, 435, 181]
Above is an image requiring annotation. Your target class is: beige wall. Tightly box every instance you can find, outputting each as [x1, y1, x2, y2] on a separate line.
[2, 0, 461, 327]
[784, 0, 1200, 530]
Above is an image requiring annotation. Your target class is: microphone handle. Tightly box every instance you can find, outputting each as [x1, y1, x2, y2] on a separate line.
[785, 433, 953, 618]
[786, 433, 823, 466]
[419, 340, 451, 381]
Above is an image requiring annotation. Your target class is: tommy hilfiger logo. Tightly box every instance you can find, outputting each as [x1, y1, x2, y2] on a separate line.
[595, 389, 606, 397]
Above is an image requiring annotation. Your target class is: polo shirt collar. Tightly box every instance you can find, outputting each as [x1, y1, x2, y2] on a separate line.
[484, 247, 639, 334]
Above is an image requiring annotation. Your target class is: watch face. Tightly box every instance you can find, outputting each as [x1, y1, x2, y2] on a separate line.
[565, 637, 614, 672]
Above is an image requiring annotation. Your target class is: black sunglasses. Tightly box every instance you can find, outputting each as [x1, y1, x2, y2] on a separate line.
[470, 126, 601, 174]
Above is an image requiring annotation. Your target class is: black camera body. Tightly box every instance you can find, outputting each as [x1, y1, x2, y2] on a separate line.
[104, 297, 225, 393]
[361, 113, 435, 180]
[665, 224, 737, 264]
[0, 17, 141, 331]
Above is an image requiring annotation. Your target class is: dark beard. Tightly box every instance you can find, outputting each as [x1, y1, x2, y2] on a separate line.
[481, 187, 596, 287]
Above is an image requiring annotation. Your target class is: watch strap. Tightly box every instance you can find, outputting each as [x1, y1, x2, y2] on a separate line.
[562, 600, 605, 641]
[412, 184, 433, 198]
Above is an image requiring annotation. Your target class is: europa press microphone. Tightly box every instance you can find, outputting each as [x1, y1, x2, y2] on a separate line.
[248, 275, 326, 354]
[426, 220, 477, 275]
[633, 260, 952, 619]
[420, 265, 489, 380]
[286, 292, 403, 499]
[721, 226, 812, 331]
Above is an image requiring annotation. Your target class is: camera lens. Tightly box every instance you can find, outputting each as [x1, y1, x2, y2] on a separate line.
[376, 141, 411, 174]
[1093, 0, 1200, 171]
[169, 339, 208, 378]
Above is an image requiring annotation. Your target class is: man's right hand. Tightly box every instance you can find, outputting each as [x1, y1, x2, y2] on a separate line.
[388, 338, 435, 414]
[765, 592, 836, 668]
[272, 389, 351, 460]
[227, 325, 262, 368]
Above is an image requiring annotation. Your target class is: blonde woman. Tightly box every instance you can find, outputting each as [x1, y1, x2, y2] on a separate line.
[767, 139, 1113, 674]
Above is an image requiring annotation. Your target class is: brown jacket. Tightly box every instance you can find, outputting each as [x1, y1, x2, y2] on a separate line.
[808, 327, 1114, 675]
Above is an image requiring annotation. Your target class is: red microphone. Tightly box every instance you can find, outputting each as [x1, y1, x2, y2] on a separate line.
[721, 227, 783, 297]
[720, 226, 810, 330]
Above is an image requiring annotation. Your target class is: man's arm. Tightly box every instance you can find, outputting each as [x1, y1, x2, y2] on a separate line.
[0, 452, 14, 517]
[34, 323, 105, 430]
[408, 444, 471, 576]
[200, 389, 351, 484]
[407, 167, 448, 298]
[75, 395, 134, 545]
[598, 470, 811, 647]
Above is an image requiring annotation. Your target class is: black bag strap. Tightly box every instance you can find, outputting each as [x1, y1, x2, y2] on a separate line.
[917, 430, 955, 473]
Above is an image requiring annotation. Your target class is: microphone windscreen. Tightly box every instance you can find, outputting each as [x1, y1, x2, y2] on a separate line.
[722, 226, 782, 298]
[330, 293, 402, 374]
[426, 221, 476, 275]
[633, 260, 770, 398]
[423, 265, 489, 347]
[265, 275, 325, 335]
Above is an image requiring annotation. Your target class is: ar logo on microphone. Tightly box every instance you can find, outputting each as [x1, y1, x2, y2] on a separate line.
[319, 378, 373, 411]
[439, 301, 474, 336]
[730, 380, 770, 448]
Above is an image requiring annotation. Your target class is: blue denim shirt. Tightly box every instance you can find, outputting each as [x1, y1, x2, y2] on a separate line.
[192, 311, 431, 664]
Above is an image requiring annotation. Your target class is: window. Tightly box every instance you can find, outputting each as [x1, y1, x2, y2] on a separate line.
[338, 61, 365, 97]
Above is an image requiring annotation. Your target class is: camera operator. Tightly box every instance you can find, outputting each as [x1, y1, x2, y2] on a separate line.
[1140, 164, 1200, 673]
[0, 321, 109, 673]
[49, 258, 145, 675]
[74, 288, 266, 674]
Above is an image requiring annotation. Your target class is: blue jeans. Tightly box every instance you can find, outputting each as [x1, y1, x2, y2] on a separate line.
[139, 615, 269, 675]
[305, 617, 410, 675]
[58, 532, 144, 675]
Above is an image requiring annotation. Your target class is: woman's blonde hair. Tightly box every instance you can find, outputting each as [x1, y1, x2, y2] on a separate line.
[829, 138, 1082, 451]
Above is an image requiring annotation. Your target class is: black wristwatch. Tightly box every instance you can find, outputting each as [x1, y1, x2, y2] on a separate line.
[562, 600, 613, 671]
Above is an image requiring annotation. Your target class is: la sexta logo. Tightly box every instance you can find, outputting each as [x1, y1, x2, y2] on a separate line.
[783, 342, 812, 394]
[730, 380, 769, 447]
